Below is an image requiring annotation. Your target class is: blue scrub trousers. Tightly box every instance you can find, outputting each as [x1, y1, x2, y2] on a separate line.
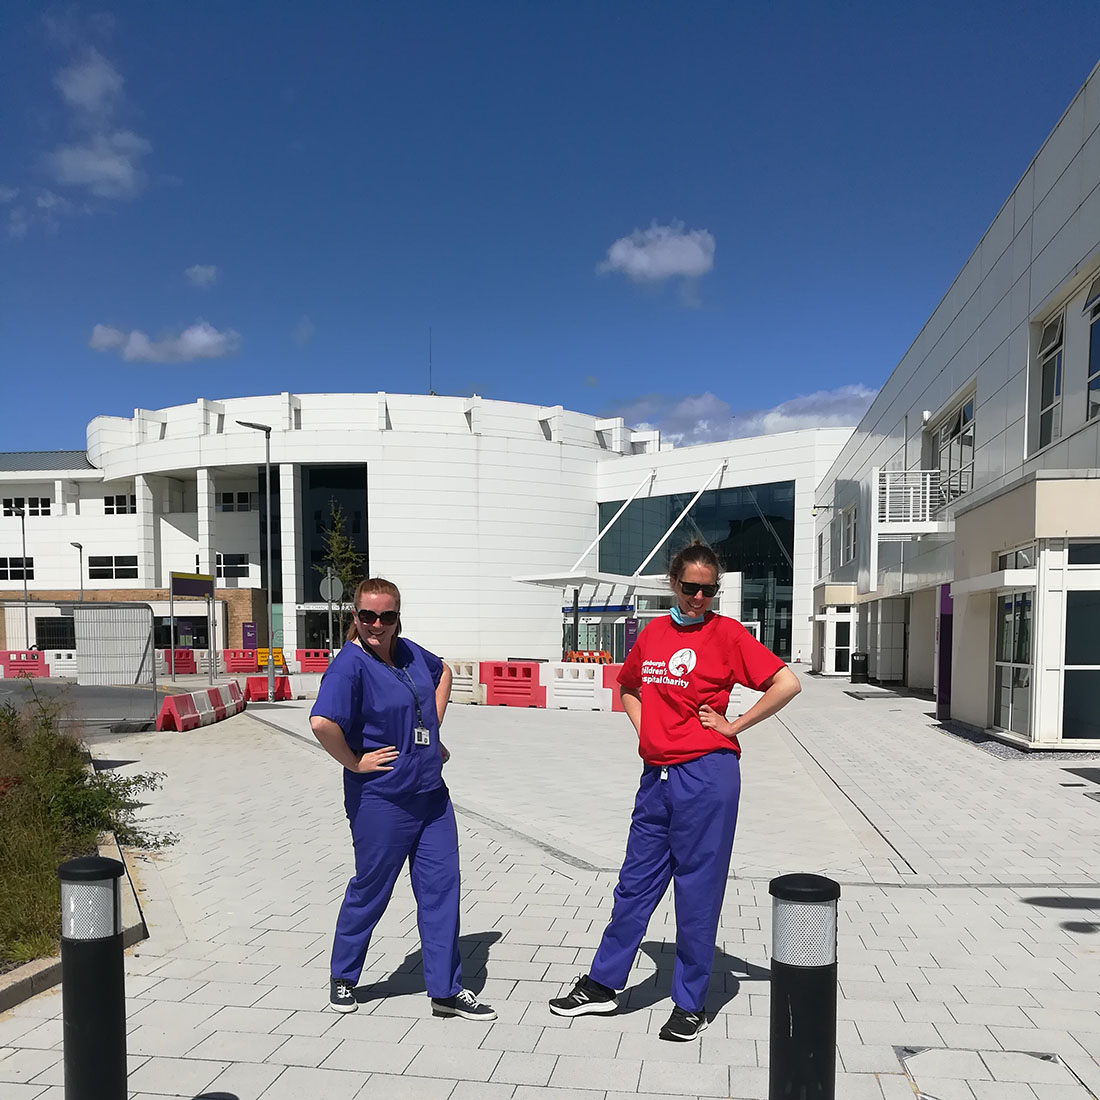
[331, 783, 462, 998]
[589, 750, 741, 1012]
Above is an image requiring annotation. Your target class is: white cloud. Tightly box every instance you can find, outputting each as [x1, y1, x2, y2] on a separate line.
[292, 315, 315, 347]
[728, 385, 877, 438]
[46, 130, 150, 199]
[0, 187, 18, 203]
[89, 320, 241, 363]
[607, 384, 876, 446]
[54, 48, 123, 121]
[8, 207, 29, 239]
[186, 264, 219, 288]
[598, 222, 716, 284]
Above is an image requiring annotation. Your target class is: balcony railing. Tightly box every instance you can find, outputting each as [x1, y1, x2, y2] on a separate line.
[877, 468, 972, 524]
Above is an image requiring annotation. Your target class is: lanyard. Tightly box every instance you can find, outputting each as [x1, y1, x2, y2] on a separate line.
[364, 645, 427, 729]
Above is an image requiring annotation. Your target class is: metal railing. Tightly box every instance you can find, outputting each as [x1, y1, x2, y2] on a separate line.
[877, 468, 972, 523]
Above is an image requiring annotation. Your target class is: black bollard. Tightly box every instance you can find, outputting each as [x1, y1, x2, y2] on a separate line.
[768, 873, 840, 1100]
[58, 856, 128, 1100]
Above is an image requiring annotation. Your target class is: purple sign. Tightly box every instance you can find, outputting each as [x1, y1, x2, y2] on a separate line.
[170, 571, 215, 599]
[624, 617, 640, 656]
[242, 621, 258, 649]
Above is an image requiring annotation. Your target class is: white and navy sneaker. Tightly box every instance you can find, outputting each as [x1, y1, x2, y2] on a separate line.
[548, 974, 619, 1017]
[659, 1005, 708, 1041]
[431, 989, 497, 1021]
[330, 977, 357, 1013]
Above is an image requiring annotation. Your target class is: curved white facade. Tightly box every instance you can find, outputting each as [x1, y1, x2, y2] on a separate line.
[1, 392, 849, 662]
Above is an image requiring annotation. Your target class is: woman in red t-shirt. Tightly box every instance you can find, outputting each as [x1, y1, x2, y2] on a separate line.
[549, 540, 801, 1041]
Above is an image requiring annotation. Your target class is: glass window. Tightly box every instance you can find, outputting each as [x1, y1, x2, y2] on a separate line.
[1068, 542, 1100, 565]
[88, 555, 138, 579]
[0, 557, 34, 580]
[218, 492, 236, 512]
[993, 588, 1033, 736]
[936, 396, 977, 505]
[1088, 310, 1100, 423]
[35, 617, 76, 649]
[104, 494, 136, 515]
[1037, 311, 1064, 449]
[1066, 591, 1100, 666]
[599, 478, 795, 659]
[1083, 274, 1100, 314]
[218, 553, 249, 579]
[1064, 670, 1100, 739]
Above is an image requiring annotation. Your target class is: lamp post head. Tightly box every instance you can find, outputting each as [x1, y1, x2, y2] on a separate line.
[70, 541, 83, 550]
[236, 420, 272, 435]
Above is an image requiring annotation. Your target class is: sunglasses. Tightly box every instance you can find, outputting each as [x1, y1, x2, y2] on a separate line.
[357, 609, 399, 626]
[679, 581, 719, 598]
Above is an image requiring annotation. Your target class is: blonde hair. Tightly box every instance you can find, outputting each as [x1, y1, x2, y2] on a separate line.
[346, 577, 402, 641]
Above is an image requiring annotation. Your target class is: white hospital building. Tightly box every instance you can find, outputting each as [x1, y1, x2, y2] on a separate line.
[0, 394, 847, 669]
[813, 59, 1100, 747]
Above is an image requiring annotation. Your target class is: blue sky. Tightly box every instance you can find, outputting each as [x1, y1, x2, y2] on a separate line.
[3, 3, 1099, 451]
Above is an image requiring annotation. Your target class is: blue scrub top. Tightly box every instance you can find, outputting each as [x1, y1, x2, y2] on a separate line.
[310, 637, 446, 800]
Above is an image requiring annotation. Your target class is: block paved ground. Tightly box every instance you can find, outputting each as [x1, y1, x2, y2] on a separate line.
[4, 671, 1100, 1098]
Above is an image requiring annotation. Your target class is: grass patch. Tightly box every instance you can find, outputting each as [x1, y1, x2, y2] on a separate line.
[0, 690, 174, 966]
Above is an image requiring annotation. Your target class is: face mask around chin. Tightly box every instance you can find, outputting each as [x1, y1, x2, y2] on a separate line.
[670, 605, 705, 626]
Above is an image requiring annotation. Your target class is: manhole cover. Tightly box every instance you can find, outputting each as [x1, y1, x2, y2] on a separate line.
[896, 1047, 1096, 1098]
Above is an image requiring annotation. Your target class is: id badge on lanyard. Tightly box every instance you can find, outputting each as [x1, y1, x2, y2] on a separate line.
[390, 664, 431, 749]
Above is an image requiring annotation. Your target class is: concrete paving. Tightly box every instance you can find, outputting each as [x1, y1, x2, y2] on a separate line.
[4, 671, 1100, 1098]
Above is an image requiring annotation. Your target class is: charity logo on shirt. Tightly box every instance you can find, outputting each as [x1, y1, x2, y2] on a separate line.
[668, 648, 697, 676]
[639, 647, 697, 689]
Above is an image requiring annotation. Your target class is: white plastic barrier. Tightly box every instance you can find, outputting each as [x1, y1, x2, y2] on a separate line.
[540, 662, 611, 711]
[447, 659, 484, 704]
[47, 651, 78, 677]
[196, 651, 226, 676]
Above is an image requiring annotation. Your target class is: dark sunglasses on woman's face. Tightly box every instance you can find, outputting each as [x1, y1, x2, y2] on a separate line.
[357, 609, 399, 626]
[679, 581, 719, 598]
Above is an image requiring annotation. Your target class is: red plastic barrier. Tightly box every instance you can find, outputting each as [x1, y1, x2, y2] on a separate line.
[224, 649, 259, 673]
[479, 661, 547, 708]
[0, 651, 50, 678]
[163, 649, 197, 675]
[244, 675, 293, 701]
[296, 649, 331, 672]
[156, 693, 201, 731]
[603, 664, 626, 712]
[156, 682, 247, 731]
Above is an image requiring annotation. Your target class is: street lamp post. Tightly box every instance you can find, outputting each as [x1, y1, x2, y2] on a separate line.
[237, 420, 275, 703]
[70, 542, 84, 602]
[14, 507, 29, 649]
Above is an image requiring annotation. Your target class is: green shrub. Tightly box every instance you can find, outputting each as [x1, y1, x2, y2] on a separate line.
[0, 695, 174, 965]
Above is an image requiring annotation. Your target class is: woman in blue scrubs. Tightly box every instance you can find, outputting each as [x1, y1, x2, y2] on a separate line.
[309, 577, 495, 1020]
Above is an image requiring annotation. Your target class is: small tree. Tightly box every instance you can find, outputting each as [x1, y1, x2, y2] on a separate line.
[315, 499, 365, 643]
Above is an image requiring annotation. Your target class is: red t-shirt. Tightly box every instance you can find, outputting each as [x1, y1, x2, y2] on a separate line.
[617, 613, 786, 766]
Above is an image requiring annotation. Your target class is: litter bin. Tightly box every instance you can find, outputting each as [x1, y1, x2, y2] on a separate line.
[850, 652, 869, 685]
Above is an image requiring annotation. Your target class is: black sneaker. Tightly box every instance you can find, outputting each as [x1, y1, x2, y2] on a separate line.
[431, 989, 497, 1021]
[330, 977, 357, 1013]
[548, 974, 619, 1017]
[659, 1005, 708, 1041]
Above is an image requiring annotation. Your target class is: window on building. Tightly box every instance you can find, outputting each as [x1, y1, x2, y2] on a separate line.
[936, 397, 976, 505]
[817, 532, 824, 580]
[998, 544, 1035, 570]
[88, 555, 139, 579]
[840, 509, 856, 565]
[35, 617, 75, 650]
[1037, 311, 1064, 449]
[1064, 589, 1100, 739]
[195, 552, 249, 579]
[1086, 277, 1100, 423]
[218, 492, 254, 512]
[0, 557, 34, 580]
[993, 591, 1033, 736]
[3, 497, 50, 517]
[1068, 542, 1100, 566]
[104, 494, 136, 515]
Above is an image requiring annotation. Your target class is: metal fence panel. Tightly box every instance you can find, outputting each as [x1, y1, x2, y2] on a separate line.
[74, 606, 155, 687]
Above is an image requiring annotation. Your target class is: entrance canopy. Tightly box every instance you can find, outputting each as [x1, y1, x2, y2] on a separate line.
[512, 570, 669, 591]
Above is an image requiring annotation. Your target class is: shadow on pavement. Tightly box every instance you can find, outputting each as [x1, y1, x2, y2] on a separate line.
[194, 1094, 240, 1099]
[353, 930, 504, 1003]
[619, 941, 770, 1014]
[1022, 895, 1100, 934]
